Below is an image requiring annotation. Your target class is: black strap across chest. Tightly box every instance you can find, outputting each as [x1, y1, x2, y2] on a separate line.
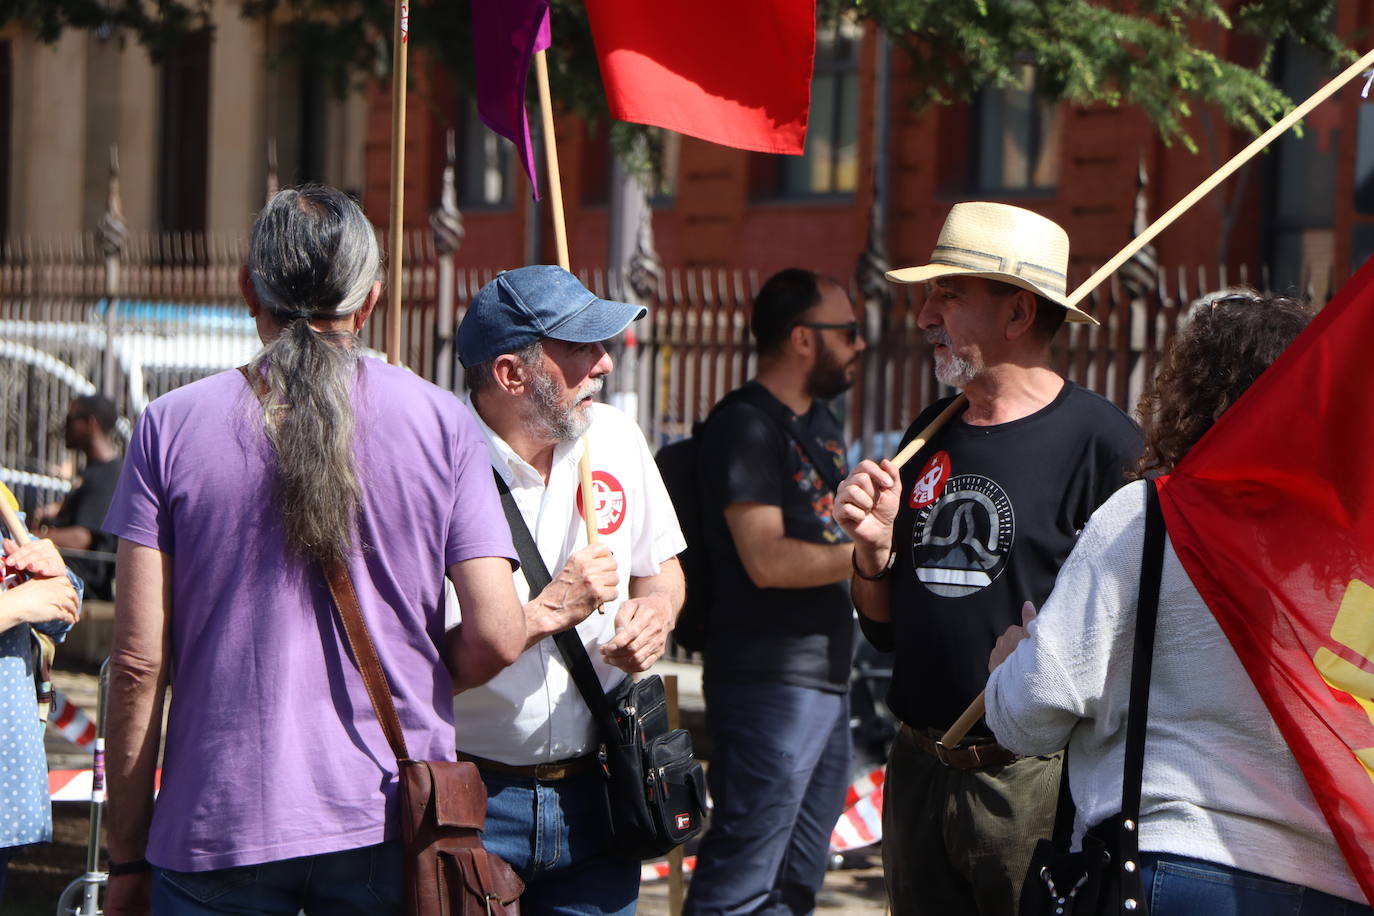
[714, 384, 846, 493]
[1051, 480, 1166, 862]
[1121, 479, 1166, 830]
[492, 471, 623, 740]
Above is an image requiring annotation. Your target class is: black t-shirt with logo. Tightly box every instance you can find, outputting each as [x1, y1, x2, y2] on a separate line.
[699, 382, 856, 693]
[876, 381, 1141, 732]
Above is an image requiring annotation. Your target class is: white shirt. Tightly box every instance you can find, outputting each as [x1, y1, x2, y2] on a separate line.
[986, 480, 1364, 903]
[450, 399, 686, 765]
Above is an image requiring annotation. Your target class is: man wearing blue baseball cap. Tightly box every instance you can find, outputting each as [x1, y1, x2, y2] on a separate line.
[450, 266, 686, 915]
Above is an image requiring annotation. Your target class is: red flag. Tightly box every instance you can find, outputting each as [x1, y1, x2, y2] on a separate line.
[1158, 259, 1374, 904]
[584, 0, 816, 155]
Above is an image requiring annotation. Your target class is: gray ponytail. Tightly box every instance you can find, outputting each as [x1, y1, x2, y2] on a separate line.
[245, 185, 380, 564]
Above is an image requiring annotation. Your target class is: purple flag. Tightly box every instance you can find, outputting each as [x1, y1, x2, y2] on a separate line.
[471, 0, 551, 198]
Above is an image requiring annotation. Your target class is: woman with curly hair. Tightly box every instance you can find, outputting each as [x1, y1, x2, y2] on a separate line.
[983, 290, 1374, 914]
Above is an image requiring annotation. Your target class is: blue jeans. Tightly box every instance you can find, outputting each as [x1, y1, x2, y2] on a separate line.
[151, 841, 403, 915]
[1141, 853, 1374, 916]
[477, 768, 638, 916]
[684, 680, 852, 916]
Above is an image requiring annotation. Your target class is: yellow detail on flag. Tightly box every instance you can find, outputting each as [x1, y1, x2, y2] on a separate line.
[1314, 579, 1374, 783]
[0, 483, 17, 513]
[1332, 579, 1374, 660]
[1360, 749, 1374, 783]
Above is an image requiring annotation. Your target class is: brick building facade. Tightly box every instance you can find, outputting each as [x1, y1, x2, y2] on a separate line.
[362, 5, 1374, 303]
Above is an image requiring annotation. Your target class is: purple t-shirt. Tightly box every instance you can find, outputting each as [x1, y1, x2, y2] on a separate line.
[105, 358, 515, 871]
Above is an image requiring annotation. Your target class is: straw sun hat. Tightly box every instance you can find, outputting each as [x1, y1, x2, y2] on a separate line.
[885, 201, 1097, 325]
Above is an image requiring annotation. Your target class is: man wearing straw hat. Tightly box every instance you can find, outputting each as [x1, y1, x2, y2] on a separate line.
[453, 265, 686, 915]
[834, 202, 1142, 915]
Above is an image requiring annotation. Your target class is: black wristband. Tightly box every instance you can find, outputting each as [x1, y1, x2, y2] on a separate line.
[107, 858, 151, 876]
[852, 547, 895, 581]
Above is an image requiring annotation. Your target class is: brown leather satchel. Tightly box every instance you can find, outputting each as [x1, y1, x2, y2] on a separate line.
[322, 560, 523, 916]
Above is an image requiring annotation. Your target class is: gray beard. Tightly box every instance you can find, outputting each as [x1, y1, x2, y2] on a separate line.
[933, 353, 977, 388]
[529, 368, 601, 441]
[927, 328, 977, 388]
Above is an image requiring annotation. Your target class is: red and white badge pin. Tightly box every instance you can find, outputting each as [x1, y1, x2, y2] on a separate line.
[909, 450, 951, 509]
[577, 470, 628, 535]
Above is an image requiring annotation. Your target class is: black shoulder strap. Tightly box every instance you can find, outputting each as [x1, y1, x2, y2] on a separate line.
[728, 384, 846, 493]
[1122, 479, 1165, 817]
[1048, 752, 1077, 848]
[491, 470, 552, 596]
[491, 470, 622, 741]
[1115, 479, 1166, 895]
[1028, 480, 1166, 867]
[1041, 480, 1165, 872]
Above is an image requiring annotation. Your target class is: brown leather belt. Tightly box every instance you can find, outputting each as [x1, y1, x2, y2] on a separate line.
[905, 724, 1020, 770]
[457, 751, 599, 782]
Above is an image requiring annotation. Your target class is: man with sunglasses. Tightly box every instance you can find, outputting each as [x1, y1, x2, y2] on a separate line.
[684, 268, 865, 916]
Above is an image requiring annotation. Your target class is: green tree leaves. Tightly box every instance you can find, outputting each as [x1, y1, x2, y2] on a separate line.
[8, 0, 1354, 152]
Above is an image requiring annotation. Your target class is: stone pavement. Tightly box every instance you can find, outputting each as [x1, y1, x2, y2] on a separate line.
[635, 851, 887, 915]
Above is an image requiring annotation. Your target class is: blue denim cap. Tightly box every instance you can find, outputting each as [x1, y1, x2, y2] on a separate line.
[457, 265, 647, 366]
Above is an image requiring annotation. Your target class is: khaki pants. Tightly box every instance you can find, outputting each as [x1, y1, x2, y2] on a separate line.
[882, 725, 1062, 916]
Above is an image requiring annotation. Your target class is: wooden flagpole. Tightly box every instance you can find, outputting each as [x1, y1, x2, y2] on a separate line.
[940, 690, 986, 748]
[1, 500, 31, 546]
[534, 48, 600, 550]
[936, 47, 1374, 752]
[386, 0, 410, 366]
[534, 51, 572, 274]
[889, 394, 967, 470]
[1067, 45, 1374, 309]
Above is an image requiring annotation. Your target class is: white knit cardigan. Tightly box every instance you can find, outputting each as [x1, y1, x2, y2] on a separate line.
[986, 480, 1363, 903]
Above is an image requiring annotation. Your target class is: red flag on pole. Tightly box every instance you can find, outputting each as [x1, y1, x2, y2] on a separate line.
[584, 0, 817, 155]
[1158, 260, 1374, 904]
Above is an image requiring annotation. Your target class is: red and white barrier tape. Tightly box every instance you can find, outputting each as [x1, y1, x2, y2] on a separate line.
[50, 766, 161, 802]
[842, 765, 884, 809]
[640, 855, 696, 883]
[830, 765, 885, 853]
[49, 767, 96, 802]
[48, 690, 97, 747]
[830, 783, 883, 852]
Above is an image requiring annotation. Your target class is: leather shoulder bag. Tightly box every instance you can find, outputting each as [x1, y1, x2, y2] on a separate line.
[322, 560, 524, 916]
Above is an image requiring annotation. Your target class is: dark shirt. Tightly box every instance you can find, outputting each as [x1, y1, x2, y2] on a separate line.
[54, 456, 122, 599]
[870, 381, 1141, 731]
[698, 382, 855, 693]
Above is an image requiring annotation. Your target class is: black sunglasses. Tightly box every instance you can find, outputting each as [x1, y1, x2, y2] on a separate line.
[798, 321, 861, 344]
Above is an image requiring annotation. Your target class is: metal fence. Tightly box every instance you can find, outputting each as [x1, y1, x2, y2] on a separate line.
[0, 228, 1294, 520]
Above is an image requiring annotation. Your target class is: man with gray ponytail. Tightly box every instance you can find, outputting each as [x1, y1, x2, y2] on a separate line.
[452, 265, 686, 915]
[102, 185, 526, 916]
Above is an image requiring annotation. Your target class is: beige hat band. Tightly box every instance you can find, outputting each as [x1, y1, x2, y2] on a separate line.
[930, 244, 1068, 296]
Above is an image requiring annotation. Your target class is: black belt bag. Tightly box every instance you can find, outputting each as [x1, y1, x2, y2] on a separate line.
[493, 472, 707, 860]
[595, 672, 707, 859]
